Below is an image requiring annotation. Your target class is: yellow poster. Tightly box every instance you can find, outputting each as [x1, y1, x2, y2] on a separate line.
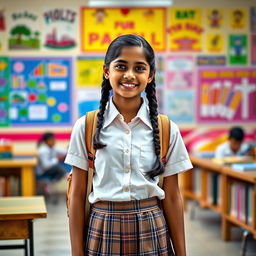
[81, 7, 166, 52]
[230, 8, 247, 29]
[206, 33, 225, 53]
[76, 57, 104, 87]
[168, 8, 203, 51]
[206, 9, 224, 29]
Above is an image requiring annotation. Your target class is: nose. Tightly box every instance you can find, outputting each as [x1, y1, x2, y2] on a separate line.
[123, 69, 135, 80]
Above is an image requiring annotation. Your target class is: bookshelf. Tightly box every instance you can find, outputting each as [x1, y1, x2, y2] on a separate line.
[0, 157, 37, 196]
[181, 155, 256, 241]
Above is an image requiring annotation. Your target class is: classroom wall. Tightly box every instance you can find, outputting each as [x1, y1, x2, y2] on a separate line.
[0, 0, 255, 152]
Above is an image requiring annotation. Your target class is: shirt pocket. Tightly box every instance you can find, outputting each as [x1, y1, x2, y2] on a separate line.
[139, 144, 156, 173]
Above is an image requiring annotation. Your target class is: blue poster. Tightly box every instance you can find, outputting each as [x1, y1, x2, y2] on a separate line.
[10, 57, 72, 126]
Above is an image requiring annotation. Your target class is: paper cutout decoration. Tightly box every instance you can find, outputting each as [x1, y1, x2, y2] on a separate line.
[206, 9, 224, 29]
[229, 34, 247, 65]
[251, 34, 256, 65]
[206, 33, 225, 53]
[250, 7, 256, 32]
[230, 8, 248, 29]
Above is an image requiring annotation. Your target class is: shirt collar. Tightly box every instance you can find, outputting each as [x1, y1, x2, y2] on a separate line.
[102, 96, 153, 130]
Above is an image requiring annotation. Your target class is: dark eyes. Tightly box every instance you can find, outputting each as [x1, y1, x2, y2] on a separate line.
[114, 64, 147, 72]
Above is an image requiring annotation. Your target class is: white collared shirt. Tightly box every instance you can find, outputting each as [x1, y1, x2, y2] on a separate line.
[65, 97, 192, 203]
[215, 141, 250, 158]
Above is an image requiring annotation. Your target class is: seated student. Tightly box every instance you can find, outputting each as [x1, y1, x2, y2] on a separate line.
[37, 132, 66, 181]
[215, 126, 251, 158]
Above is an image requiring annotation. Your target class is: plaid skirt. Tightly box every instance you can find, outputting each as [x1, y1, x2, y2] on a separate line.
[85, 197, 174, 256]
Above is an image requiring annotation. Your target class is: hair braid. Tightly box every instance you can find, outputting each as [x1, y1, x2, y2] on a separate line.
[93, 78, 112, 149]
[145, 79, 165, 179]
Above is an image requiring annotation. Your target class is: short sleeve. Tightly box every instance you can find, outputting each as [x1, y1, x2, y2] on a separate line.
[163, 121, 193, 177]
[64, 115, 89, 171]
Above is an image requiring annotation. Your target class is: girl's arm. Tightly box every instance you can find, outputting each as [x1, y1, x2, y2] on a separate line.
[162, 174, 186, 256]
[69, 166, 87, 256]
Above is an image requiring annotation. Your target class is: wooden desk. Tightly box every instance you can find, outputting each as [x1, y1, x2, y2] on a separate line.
[0, 157, 37, 196]
[0, 196, 47, 256]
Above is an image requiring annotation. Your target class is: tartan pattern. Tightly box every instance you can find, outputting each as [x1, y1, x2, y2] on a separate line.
[86, 197, 174, 256]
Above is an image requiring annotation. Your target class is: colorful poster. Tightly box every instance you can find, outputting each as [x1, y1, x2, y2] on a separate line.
[250, 7, 256, 32]
[206, 9, 224, 29]
[8, 10, 41, 50]
[229, 9, 247, 29]
[197, 68, 256, 123]
[197, 56, 226, 66]
[43, 8, 78, 50]
[206, 33, 225, 53]
[251, 34, 256, 65]
[229, 34, 247, 65]
[10, 57, 72, 126]
[155, 55, 164, 87]
[168, 8, 203, 51]
[76, 57, 104, 87]
[78, 88, 101, 117]
[0, 57, 10, 126]
[164, 90, 194, 123]
[165, 56, 193, 89]
[81, 7, 166, 52]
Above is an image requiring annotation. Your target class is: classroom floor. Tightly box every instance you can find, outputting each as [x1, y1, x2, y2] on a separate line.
[1, 194, 256, 256]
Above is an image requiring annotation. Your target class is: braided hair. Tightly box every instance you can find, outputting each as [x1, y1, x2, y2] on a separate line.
[93, 34, 164, 179]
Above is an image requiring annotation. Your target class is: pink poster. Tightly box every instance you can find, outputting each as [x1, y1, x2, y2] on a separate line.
[251, 34, 256, 65]
[165, 56, 193, 89]
[197, 68, 256, 123]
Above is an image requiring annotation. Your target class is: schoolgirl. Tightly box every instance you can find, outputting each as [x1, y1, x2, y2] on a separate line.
[65, 34, 193, 256]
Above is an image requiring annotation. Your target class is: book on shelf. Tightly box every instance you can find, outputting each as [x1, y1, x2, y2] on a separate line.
[231, 163, 256, 172]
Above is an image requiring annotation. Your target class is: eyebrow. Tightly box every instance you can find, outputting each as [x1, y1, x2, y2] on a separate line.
[113, 59, 148, 66]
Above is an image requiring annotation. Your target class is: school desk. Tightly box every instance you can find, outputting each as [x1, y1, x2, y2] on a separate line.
[0, 196, 47, 256]
[0, 157, 37, 196]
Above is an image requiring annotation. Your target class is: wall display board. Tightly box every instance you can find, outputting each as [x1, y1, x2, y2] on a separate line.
[168, 8, 203, 51]
[8, 10, 41, 50]
[197, 68, 256, 124]
[76, 56, 104, 87]
[165, 56, 194, 89]
[81, 7, 166, 52]
[43, 8, 78, 50]
[0, 57, 10, 126]
[229, 34, 247, 65]
[10, 57, 72, 126]
[164, 90, 194, 123]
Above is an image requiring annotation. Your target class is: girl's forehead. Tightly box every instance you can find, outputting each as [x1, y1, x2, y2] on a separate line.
[113, 46, 148, 63]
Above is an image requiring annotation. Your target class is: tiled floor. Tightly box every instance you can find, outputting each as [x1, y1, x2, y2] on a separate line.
[1, 195, 256, 256]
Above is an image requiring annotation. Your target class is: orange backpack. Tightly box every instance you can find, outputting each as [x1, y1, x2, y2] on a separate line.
[66, 110, 170, 219]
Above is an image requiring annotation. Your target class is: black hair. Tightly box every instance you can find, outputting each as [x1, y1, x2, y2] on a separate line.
[229, 127, 244, 141]
[93, 34, 164, 179]
[37, 132, 55, 147]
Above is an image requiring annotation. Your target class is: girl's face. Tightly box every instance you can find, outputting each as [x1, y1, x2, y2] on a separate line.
[104, 46, 153, 101]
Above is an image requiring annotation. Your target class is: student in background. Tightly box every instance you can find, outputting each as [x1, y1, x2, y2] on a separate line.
[37, 132, 66, 181]
[215, 126, 251, 158]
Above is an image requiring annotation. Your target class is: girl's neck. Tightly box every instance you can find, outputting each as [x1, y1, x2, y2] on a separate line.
[112, 96, 143, 123]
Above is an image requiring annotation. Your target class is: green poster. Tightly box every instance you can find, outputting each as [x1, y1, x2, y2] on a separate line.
[0, 57, 10, 126]
[229, 34, 247, 65]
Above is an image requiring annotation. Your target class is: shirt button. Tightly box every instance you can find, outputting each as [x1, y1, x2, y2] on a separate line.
[125, 130, 130, 134]
[124, 168, 130, 173]
[124, 148, 129, 153]
[123, 187, 129, 192]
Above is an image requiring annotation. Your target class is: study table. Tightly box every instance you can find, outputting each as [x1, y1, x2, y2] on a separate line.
[0, 196, 47, 256]
[0, 156, 37, 196]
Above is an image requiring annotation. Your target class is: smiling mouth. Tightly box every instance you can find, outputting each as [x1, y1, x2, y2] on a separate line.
[120, 83, 138, 89]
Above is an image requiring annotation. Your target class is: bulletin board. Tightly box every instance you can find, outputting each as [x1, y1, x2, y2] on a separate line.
[0, 57, 10, 126]
[10, 57, 72, 126]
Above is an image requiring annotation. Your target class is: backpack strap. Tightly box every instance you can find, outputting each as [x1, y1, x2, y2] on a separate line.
[158, 114, 170, 188]
[84, 110, 98, 222]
